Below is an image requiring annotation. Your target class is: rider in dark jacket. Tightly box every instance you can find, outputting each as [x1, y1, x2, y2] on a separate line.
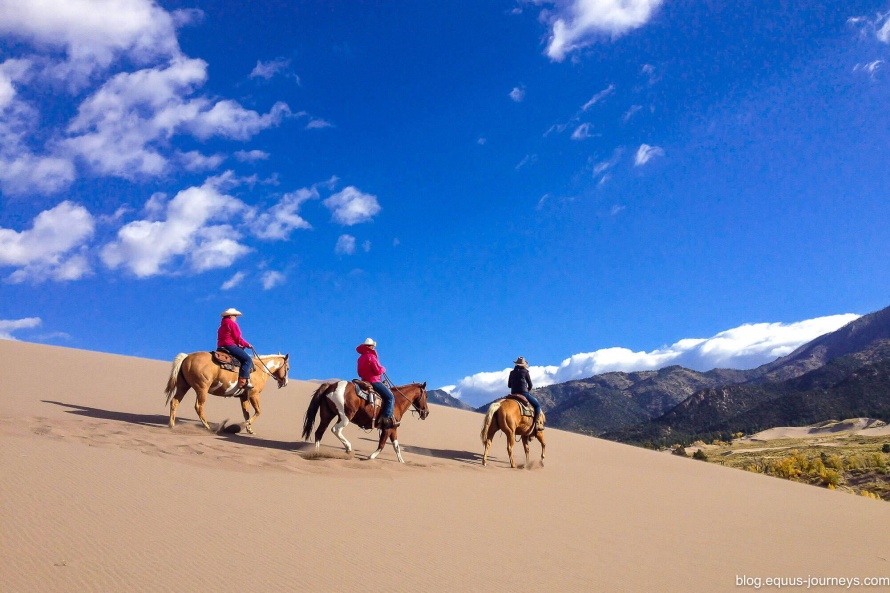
[508, 356, 543, 431]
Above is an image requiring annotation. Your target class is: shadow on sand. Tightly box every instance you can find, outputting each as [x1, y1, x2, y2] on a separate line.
[42, 400, 484, 463]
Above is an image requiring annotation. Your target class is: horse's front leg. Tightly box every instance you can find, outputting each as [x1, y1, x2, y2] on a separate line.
[369, 429, 388, 460]
[243, 393, 261, 434]
[505, 428, 517, 468]
[194, 389, 212, 431]
[390, 429, 404, 463]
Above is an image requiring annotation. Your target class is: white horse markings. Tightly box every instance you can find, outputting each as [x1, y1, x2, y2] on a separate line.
[325, 381, 353, 453]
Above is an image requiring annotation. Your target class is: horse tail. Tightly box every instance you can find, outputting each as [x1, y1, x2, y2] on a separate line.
[480, 400, 502, 445]
[301, 382, 329, 440]
[164, 353, 188, 406]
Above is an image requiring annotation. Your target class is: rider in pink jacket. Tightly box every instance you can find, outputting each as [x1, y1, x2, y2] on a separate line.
[356, 338, 398, 428]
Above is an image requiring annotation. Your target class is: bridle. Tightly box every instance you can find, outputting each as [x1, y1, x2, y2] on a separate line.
[251, 349, 288, 388]
[384, 373, 428, 419]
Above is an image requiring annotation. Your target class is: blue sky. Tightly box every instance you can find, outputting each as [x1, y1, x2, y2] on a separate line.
[1, 0, 888, 407]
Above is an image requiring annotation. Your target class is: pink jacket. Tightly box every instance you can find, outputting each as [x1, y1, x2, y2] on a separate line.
[218, 317, 250, 349]
[356, 344, 386, 383]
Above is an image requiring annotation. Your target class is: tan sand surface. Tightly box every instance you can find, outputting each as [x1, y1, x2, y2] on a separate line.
[747, 418, 889, 441]
[1, 341, 888, 592]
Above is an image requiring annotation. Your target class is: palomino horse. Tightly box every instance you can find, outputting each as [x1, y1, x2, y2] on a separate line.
[301, 380, 429, 462]
[480, 398, 546, 468]
[164, 351, 289, 434]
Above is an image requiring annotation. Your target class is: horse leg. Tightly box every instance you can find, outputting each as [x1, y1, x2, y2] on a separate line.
[536, 430, 546, 466]
[522, 435, 531, 468]
[390, 430, 404, 463]
[244, 393, 261, 434]
[331, 412, 352, 453]
[194, 389, 212, 431]
[169, 374, 190, 428]
[482, 417, 500, 467]
[505, 426, 517, 469]
[369, 429, 388, 460]
[314, 405, 335, 450]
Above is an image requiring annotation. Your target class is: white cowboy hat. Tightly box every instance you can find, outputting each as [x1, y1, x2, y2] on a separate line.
[220, 308, 243, 317]
[363, 338, 377, 347]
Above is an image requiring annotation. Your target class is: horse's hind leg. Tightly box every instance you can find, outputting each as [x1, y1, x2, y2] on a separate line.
[314, 405, 335, 450]
[536, 431, 546, 466]
[169, 375, 190, 428]
[522, 436, 531, 468]
[482, 418, 499, 466]
[194, 389, 212, 431]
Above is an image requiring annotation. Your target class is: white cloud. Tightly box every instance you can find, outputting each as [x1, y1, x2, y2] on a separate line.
[571, 122, 593, 140]
[0, 201, 95, 282]
[261, 270, 285, 290]
[335, 234, 356, 255]
[362, 240, 371, 252]
[622, 104, 643, 122]
[323, 186, 381, 226]
[448, 313, 861, 407]
[100, 176, 250, 277]
[221, 271, 245, 290]
[516, 154, 538, 170]
[582, 83, 615, 110]
[305, 118, 333, 129]
[509, 86, 526, 102]
[477, 137, 487, 145]
[0, 316, 41, 340]
[849, 11, 890, 44]
[854, 60, 884, 77]
[592, 147, 622, 177]
[250, 57, 291, 80]
[234, 149, 270, 163]
[634, 143, 664, 166]
[542, 0, 664, 61]
[252, 187, 317, 240]
[61, 58, 292, 178]
[0, 61, 77, 195]
[177, 150, 225, 171]
[0, 0, 183, 85]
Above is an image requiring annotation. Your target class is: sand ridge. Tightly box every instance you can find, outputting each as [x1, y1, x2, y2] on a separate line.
[1, 340, 888, 593]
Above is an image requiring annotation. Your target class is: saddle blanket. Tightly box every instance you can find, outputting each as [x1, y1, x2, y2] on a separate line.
[211, 349, 240, 372]
[505, 394, 534, 417]
[352, 380, 380, 405]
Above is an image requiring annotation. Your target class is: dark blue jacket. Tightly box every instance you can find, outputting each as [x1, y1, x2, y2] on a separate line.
[508, 366, 532, 393]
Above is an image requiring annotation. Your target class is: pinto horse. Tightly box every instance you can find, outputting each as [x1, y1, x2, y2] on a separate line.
[480, 398, 546, 468]
[301, 380, 429, 462]
[164, 351, 289, 433]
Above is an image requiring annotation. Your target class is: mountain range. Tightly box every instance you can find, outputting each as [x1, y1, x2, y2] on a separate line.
[444, 305, 890, 446]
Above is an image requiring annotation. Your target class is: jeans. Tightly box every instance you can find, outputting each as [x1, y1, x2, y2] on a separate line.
[371, 381, 395, 417]
[220, 345, 252, 379]
[518, 391, 542, 418]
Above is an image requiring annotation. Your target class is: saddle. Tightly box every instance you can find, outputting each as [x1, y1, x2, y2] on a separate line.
[352, 380, 379, 404]
[211, 349, 241, 373]
[505, 393, 535, 418]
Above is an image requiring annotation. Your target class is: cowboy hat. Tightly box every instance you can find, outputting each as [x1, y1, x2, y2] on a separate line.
[363, 338, 377, 347]
[513, 356, 528, 367]
[220, 308, 243, 317]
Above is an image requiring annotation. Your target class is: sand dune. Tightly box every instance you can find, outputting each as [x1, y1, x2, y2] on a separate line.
[1, 341, 888, 592]
[746, 418, 890, 441]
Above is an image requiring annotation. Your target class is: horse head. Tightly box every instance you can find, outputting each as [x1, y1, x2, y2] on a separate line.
[271, 353, 289, 388]
[414, 381, 429, 420]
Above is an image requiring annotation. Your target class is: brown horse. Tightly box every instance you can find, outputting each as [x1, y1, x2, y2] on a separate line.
[164, 351, 289, 433]
[480, 398, 546, 468]
[301, 380, 429, 462]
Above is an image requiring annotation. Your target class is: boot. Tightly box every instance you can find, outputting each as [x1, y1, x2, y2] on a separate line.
[534, 415, 544, 432]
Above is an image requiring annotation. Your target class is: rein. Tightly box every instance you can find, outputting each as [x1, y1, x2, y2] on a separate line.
[251, 349, 287, 388]
[384, 373, 425, 417]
